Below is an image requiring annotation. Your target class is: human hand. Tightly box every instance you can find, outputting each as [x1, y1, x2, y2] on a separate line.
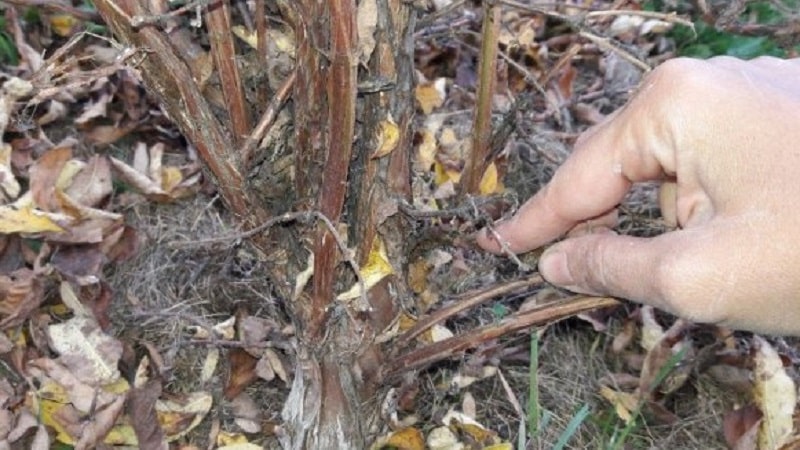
[478, 56, 800, 335]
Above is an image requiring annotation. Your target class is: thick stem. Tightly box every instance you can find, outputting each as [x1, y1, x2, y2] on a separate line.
[93, 0, 265, 224]
[459, 0, 501, 197]
[205, 0, 251, 144]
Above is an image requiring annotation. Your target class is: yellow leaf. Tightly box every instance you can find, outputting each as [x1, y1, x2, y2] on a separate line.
[232, 25, 295, 55]
[415, 130, 437, 171]
[55, 159, 85, 191]
[231, 25, 258, 49]
[157, 391, 213, 441]
[336, 235, 394, 301]
[484, 444, 513, 450]
[415, 78, 446, 114]
[0, 203, 64, 233]
[161, 166, 184, 192]
[398, 313, 417, 332]
[372, 114, 400, 159]
[433, 161, 460, 186]
[50, 14, 80, 37]
[478, 162, 503, 195]
[599, 386, 639, 424]
[384, 427, 425, 450]
[218, 431, 252, 445]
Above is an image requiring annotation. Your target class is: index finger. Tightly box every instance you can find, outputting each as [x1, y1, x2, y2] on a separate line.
[478, 74, 675, 254]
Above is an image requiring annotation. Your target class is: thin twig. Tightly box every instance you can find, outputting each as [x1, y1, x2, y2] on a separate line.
[169, 210, 369, 313]
[585, 9, 694, 29]
[242, 71, 296, 169]
[578, 31, 651, 72]
[485, 224, 533, 271]
[131, 0, 217, 28]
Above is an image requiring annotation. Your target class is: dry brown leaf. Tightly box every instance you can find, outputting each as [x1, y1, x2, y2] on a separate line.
[724, 404, 762, 450]
[357, 0, 378, 64]
[29, 146, 72, 212]
[262, 348, 289, 384]
[50, 244, 106, 285]
[156, 391, 213, 441]
[415, 78, 447, 114]
[128, 380, 168, 450]
[0, 268, 44, 329]
[239, 315, 279, 357]
[64, 155, 113, 208]
[230, 393, 261, 434]
[47, 315, 123, 385]
[73, 394, 126, 450]
[753, 336, 796, 449]
[84, 122, 138, 145]
[224, 348, 259, 400]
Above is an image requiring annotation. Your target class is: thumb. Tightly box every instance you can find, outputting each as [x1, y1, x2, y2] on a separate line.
[538, 232, 677, 307]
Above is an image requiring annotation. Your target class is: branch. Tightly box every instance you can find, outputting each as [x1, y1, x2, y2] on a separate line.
[205, 0, 251, 145]
[383, 295, 621, 377]
[93, 0, 264, 223]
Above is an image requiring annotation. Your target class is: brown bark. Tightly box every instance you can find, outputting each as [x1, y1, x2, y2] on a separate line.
[205, 0, 251, 144]
[92, 0, 266, 225]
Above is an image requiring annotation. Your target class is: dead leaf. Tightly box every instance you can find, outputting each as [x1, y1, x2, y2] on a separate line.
[337, 235, 393, 302]
[224, 348, 259, 400]
[49, 14, 81, 37]
[478, 162, 502, 195]
[380, 427, 425, 450]
[50, 244, 106, 285]
[0, 202, 66, 234]
[724, 404, 762, 450]
[372, 114, 400, 159]
[72, 395, 126, 450]
[128, 380, 168, 450]
[0, 143, 21, 202]
[230, 393, 261, 434]
[357, 0, 378, 64]
[64, 156, 112, 208]
[0, 268, 44, 329]
[29, 147, 73, 211]
[156, 391, 213, 441]
[599, 385, 639, 424]
[47, 315, 123, 385]
[752, 336, 796, 449]
[415, 78, 447, 114]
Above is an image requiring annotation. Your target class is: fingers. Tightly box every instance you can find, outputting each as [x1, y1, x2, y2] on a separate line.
[537, 217, 800, 334]
[478, 58, 702, 254]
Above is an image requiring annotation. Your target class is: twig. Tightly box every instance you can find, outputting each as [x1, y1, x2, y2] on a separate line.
[459, 0, 501, 197]
[578, 31, 651, 72]
[485, 223, 533, 271]
[242, 71, 296, 169]
[169, 210, 369, 313]
[130, 0, 217, 28]
[384, 295, 621, 377]
[585, 9, 695, 29]
[396, 273, 543, 347]
[397, 194, 511, 222]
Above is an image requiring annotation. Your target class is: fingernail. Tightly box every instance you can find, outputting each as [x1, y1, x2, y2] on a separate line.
[538, 247, 574, 286]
